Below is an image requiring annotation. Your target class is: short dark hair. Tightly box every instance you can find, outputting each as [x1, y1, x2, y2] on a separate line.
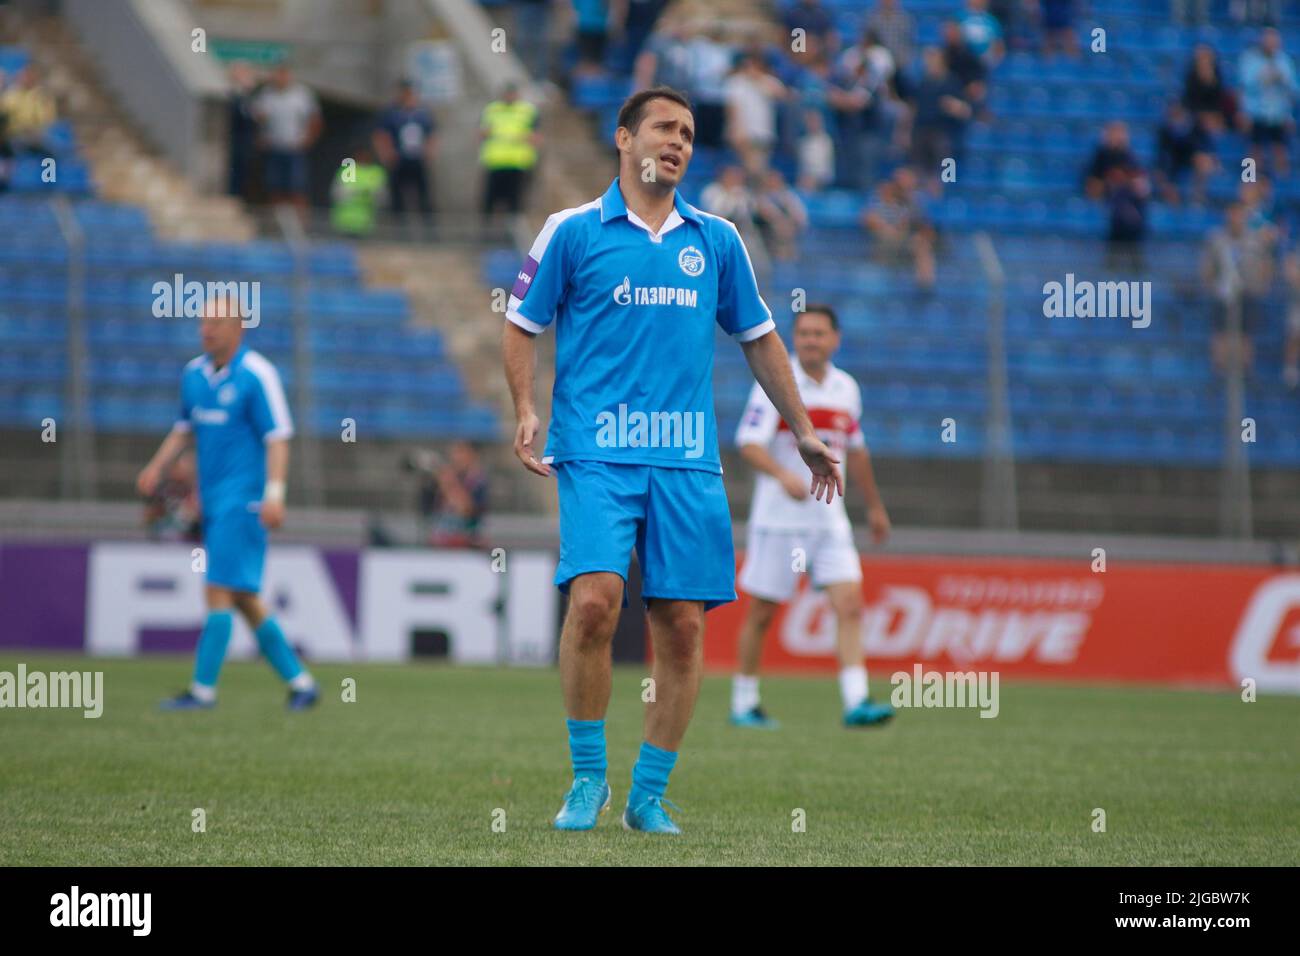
[616, 86, 692, 135]
[795, 303, 840, 331]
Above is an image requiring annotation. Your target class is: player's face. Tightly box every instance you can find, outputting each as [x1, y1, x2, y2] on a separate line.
[793, 313, 839, 368]
[621, 99, 694, 189]
[199, 311, 242, 359]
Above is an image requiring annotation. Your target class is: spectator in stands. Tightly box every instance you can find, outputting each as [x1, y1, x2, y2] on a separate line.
[633, 17, 693, 92]
[479, 82, 541, 223]
[684, 23, 735, 149]
[990, 0, 1029, 51]
[1202, 201, 1275, 376]
[724, 53, 786, 174]
[754, 168, 808, 261]
[1103, 160, 1150, 272]
[960, 0, 1005, 69]
[866, 0, 916, 71]
[862, 165, 937, 290]
[253, 65, 322, 216]
[610, 0, 672, 75]
[1283, 245, 1300, 388]
[829, 30, 893, 189]
[1171, 0, 1209, 25]
[1154, 100, 1215, 206]
[940, 19, 988, 115]
[796, 107, 835, 193]
[373, 80, 438, 223]
[411, 443, 490, 549]
[1083, 120, 1140, 200]
[0, 88, 12, 195]
[908, 45, 973, 186]
[1240, 175, 1282, 235]
[510, 0, 552, 82]
[226, 62, 260, 201]
[701, 164, 758, 226]
[783, 0, 837, 53]
[1231, 0, 1282, 26]
[1182, 44, 1237, 136]
[1238, 28, 1298, 178]
[1035, 0, 1079, 59]
[572, 0, 611, 77]
[0, 64, 55, 156]
[330, 142, 387, 238]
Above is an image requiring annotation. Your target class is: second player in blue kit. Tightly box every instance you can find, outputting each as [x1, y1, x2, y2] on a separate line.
[502, 86, 844, 834]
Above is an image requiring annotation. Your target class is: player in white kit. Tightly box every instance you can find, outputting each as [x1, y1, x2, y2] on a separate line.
[731, 304, 895, 728]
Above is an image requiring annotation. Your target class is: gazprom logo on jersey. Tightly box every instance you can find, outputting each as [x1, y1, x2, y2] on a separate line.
[611, 276, 698, 308]
[151, 274, 261, 328]
[595, 404, 706, 459]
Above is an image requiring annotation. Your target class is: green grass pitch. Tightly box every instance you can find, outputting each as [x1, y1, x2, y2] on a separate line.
[2, 654, 1297, 866]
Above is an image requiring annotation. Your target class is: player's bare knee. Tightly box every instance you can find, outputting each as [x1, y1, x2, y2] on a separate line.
[747, 598, 779, 631]
[565, 584, 621, 643]
[831, 591, 862, 621]
[657, 605, 704, 648]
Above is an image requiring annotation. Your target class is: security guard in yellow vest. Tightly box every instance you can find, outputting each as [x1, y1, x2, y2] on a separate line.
[480, 82, 541, 219]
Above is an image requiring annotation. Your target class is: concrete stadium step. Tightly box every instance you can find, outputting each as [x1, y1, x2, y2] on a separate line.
[7, 13, 255, 243]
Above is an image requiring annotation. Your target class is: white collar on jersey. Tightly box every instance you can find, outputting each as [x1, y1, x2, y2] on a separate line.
[624, 207, 686, 243]
[795, 359, 835, 387]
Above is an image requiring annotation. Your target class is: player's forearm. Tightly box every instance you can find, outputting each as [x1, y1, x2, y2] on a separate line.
[740, 443, 790, 480]
[265, 439, 289, 487]
[147, 428, 190, 474]
[502, 321, 538, 419]
[741, 332, 815, 440]
[847, 448, 884, 510]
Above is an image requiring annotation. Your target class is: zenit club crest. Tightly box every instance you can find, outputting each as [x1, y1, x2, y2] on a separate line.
[678, 246, 705, 277]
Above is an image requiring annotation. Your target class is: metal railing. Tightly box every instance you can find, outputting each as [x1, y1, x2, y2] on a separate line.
[1218, 292, 1253, 538]
[974, 231, 1018, 530]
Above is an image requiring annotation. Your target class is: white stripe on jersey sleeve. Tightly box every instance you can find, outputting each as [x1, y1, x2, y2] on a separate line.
[243, 350, 295, 441]
[734, 317, 775, 342]
[505, 197, 600, 333]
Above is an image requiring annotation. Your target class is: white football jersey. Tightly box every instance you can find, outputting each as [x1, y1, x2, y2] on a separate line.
[735, 360, 865, 532]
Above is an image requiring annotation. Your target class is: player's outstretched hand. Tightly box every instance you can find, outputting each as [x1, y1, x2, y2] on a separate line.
[796, 434, 843, 504]
[136, 465, 160, 498]
[261, 499, 285, 529]
[514, 412, 551, 477]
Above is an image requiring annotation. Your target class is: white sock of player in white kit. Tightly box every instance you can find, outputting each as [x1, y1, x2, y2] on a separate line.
[839, 665, 868, 712]
[732, 674, 760, 715]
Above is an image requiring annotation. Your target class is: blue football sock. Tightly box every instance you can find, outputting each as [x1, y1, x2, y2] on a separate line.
[566, 718, 607, 781]
[628, 740, 677, 807]
[192, 609, 234, 690]
[254, 616, 307, 684]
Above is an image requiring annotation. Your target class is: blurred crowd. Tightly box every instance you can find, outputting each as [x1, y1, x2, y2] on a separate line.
[0, 62, 57, 193]
[1076, 25, 1297, 380]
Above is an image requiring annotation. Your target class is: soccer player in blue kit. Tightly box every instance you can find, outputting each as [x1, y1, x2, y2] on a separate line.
[138, 294, 318, 711]
[502, 87, 843, 834]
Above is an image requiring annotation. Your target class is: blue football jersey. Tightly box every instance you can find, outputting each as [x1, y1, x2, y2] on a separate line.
[176, 346, 294, 514]
[506, 177, 774, 473]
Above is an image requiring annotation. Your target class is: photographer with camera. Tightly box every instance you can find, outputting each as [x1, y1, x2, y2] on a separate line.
[404, 441, 489, 548]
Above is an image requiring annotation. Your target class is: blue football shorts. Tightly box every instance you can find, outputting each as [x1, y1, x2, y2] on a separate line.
[202, 504, 267, 594]
[554, 460, 737, 610]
